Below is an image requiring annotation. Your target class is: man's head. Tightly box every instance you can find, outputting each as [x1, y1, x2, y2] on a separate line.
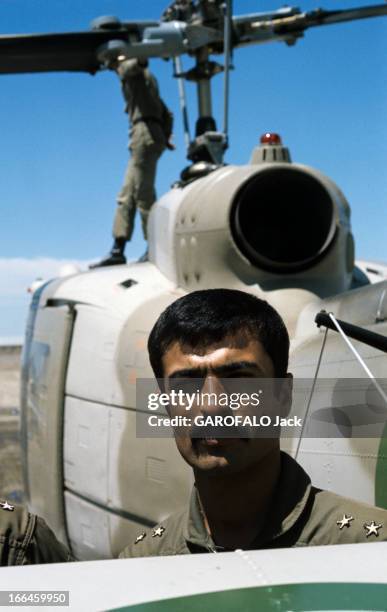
[148, 289, 289, 380]
[147, 289, 291, 476]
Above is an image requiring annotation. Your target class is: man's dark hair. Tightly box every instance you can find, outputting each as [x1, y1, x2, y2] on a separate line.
[148, 289, 289, 378]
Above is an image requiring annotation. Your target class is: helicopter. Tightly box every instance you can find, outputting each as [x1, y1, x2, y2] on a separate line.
[1, 0, 386, 565]
[2, 542, 387, 610]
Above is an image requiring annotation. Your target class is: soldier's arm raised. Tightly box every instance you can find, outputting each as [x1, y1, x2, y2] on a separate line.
[116, 58, 148, 80]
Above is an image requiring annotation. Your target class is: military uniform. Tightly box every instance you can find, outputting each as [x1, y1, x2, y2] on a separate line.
[0, 501, 73, 565]
[113, 59, 173, 242]
[120, 452, 387, 558]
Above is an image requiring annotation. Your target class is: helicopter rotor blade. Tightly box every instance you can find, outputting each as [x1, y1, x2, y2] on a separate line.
[302, 4, 387, 28]
[0, 4, 386, 75]
[233, 4, 387, 48]
[0, 24, 156, 75]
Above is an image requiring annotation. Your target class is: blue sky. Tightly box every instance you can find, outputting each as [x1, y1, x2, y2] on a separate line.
[0, 0, 386, 336]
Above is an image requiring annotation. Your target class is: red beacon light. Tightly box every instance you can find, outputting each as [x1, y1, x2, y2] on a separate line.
[260, 132, 282, 145]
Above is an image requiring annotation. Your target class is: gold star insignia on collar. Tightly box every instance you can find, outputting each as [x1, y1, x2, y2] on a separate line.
[152, 526, 165, 538]
[364, 521, 382, 537]
[337, 514, 354, 529]
[134, 533, 146, 544]
[0, 500, 14, 512]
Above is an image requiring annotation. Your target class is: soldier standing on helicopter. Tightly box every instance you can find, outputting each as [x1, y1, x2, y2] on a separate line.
[92, 55, 174, 267]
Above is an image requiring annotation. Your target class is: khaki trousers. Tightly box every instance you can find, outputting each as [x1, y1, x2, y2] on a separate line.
[113, 123, 165, 241]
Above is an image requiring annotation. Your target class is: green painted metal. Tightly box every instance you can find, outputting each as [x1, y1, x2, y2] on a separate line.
[111, 582, 387, 611]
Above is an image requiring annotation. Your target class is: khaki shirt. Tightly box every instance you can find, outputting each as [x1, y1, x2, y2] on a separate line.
[120, 453, 387, 558]
[0, 502, 73, 566]
[117, 59, 173, 143]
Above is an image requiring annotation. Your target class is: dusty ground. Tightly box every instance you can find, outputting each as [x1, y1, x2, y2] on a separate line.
[0, 346, 24, 503]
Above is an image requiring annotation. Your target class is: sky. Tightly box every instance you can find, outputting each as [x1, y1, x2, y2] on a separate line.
[0, 0, 386, 337]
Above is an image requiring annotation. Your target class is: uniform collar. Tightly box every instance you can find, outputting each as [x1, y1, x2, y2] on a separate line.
[184, 451, 312, 551]
[252, 451, 312, 547]
[183, 485, 218, 552]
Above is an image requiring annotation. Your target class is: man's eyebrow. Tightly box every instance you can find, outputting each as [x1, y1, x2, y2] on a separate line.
[168, 361, 263, 378]
[168, 367, 207, 379]
[211, 361, 263, 376]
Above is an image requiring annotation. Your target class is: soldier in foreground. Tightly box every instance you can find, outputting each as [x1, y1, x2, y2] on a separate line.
[92, 56, 174, 268]
[0, 500, 73, 565]
[120, 289, 387, 557]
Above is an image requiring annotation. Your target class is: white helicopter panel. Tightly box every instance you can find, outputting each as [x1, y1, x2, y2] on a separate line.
[289, 282, 387, 507]
[22, 303, 74, 544]
[64, 396, 192, 518]
[2, 544, 387, 611]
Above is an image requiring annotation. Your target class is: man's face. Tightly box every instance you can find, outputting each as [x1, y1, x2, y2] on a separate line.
[162, 334, 288, 476]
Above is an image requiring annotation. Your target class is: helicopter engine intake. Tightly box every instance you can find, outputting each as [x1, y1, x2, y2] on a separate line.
[230, 166, 338, 274]
[150, 154, 355, 298]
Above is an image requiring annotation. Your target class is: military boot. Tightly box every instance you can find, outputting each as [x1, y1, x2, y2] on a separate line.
[89, 238, 127, 268]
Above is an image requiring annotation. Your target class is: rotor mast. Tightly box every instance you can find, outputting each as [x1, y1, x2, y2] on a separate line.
[197, 49, 212, 118]
[1, 1, 387, 167]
